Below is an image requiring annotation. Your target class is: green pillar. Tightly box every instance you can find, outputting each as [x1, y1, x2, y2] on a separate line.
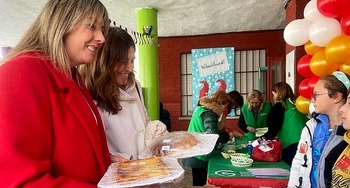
[137, 8, 159, 120]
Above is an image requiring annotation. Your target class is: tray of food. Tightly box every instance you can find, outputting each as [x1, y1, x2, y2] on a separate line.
[139, 131, 219, 159]
[98, 156, 184, 188]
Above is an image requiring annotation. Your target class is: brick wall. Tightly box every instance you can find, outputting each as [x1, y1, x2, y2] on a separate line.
[158, 30, 286, 131]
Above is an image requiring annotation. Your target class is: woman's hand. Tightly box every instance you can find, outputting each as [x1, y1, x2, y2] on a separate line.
[232, 130, 243, 138]
[247, 126, 257, 133]
[228, 132, 234, 140]
[110, 154, 128, 163]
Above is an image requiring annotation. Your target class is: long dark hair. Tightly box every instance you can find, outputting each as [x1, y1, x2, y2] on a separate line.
[80, 27, 135, 114]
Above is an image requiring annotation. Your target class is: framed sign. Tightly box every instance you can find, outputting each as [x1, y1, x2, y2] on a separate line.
[191, 47, 235, 114]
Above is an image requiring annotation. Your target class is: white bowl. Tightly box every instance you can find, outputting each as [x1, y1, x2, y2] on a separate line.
[230, 153, 250, 160]
[231, 157, 253, 167]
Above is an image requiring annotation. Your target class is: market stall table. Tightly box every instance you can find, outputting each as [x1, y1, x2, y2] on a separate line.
[207, 149, 290, 188]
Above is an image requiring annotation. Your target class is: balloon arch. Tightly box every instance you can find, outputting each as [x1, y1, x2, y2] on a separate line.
[283, 0, 350, 114]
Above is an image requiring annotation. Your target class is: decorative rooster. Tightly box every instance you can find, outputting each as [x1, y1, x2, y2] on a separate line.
[216, 79, 227, 91]
[199, 80, 209, 98]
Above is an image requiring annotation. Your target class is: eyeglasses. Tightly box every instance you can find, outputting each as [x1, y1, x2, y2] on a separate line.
[312, 92, 329, 100]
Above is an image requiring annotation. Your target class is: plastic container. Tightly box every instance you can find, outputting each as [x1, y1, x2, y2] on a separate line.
[247, 141, 253, 155]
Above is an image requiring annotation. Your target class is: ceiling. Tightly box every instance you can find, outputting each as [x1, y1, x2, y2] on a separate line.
[0, 0, 288, 47]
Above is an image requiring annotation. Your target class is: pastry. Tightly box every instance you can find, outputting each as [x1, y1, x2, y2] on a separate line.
[115, 157, 170, 183]
[148, 131, 198, 156]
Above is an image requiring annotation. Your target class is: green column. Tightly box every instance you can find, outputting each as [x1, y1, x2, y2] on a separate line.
[137, 8, 159, 120]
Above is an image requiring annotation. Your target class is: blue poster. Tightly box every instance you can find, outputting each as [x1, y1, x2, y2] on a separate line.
[191, 47, 235, 113]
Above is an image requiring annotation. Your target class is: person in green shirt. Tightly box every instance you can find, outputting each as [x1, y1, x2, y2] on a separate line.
[238, 90, 271, 141]
[262, 82, 308, 165]
[182, 90, 234, 186]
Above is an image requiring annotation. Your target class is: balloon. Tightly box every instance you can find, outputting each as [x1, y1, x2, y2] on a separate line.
[304, 0, 327, 22]
[310, 50, 339, 76]
[296, 96, 311, 114]
[309, 17, 341, 47]
[340, 13, 350, 35]
[297, 55, 314, 77]
[304, 40, 324, 55]
[325, 35, 350, 65]
[284, 19, 311, 46]
[339, 63, 350, 75]
[299, 78, 312, 99]
[308, 76, 320, 94]
[317, 0, 350, 18]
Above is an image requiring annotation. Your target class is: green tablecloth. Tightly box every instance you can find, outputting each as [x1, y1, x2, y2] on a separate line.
[207, 137, 290, 187]
[208, 149, 290, 179]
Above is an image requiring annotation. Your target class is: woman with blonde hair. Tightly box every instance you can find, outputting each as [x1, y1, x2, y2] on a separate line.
[238, 90, 271, 140]
[0, 0, 110, 186]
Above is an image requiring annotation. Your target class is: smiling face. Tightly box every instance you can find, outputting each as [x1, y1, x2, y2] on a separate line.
[340, 94, 350, 130]
[64, 17, 105, 67]
[115, 46, 135, 87]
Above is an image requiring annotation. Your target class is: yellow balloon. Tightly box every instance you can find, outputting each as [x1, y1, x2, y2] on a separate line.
[325, 35, 350, 65]
[304, 40, 324, 55]
[339, 63, 350, 75]
[296, 96, 311, 114]
[310, 50, 339, 77]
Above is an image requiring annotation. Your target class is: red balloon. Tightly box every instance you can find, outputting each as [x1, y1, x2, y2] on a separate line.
[299, 78, 312, 99]
[297, 55, 314, 77]
[317, 0, 350, 18]
[308, 76, 320, 95]
[341, 13, 350, 35]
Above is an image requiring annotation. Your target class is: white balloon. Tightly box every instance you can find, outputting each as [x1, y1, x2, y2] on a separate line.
[283, 19, 311, 46]
[304, 0, 326, 22]
[309, 17, 341, 47]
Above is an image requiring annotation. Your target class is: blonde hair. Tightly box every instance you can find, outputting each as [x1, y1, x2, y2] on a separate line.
[2, 0, 109, 77]
[246, 90, 265, 110]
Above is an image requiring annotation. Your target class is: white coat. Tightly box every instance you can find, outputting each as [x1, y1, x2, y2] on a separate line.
[288, 118, 317, 188]
[98, 80, 150, 160]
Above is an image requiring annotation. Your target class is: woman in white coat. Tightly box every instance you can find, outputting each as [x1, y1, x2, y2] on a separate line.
[80, 27, 166, 162]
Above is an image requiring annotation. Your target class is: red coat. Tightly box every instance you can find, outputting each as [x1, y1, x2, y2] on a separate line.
[0, 52, 111, 187]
